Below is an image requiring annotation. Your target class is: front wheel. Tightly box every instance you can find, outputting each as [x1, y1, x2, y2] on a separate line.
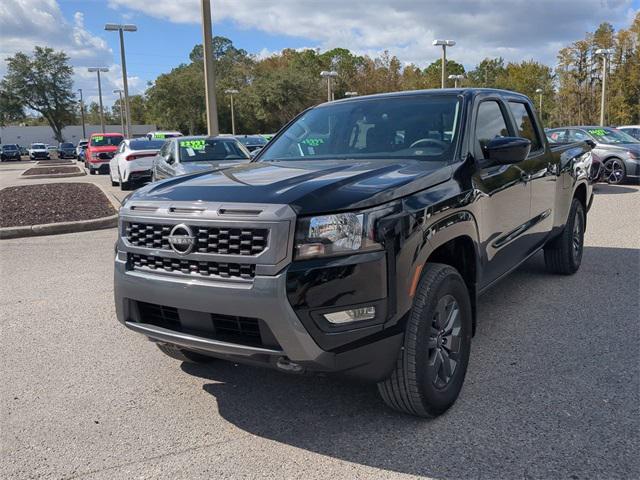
[603, 158, 626, 184]
[378, 263, 472, 418]
[544, 198, 585, 275]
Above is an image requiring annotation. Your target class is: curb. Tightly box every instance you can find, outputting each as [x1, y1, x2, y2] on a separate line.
[21, 170, 86, 179]
[0, 182, 121, 240]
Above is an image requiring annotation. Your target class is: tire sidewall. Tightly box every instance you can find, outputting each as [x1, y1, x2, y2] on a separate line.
[568, 200, 585, 271]
[411, 268, 472, 414]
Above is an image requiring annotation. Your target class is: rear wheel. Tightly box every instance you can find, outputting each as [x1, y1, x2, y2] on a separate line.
[119, 169, 131, 190]
[378, 263, 472, 417]
[544, 198, 585, 275]
[156, 343, 214, 364]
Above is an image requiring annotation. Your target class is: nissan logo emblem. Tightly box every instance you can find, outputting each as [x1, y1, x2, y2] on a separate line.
[167, 224, 196, 255]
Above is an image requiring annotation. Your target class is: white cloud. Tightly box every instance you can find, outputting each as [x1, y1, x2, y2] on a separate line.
[0, 0, 139, 107]
[107, 0, 636, 68]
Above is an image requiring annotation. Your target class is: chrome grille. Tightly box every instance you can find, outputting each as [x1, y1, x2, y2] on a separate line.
[125, 222, 268, 255]
[128, 253, 255, 279]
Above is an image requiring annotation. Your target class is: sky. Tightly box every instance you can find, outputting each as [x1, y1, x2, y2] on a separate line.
[1, 0, 638, 108]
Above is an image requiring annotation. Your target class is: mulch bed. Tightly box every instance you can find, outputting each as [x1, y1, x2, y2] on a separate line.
[23, 166, 81, 175]
[0, 183, 116, 228]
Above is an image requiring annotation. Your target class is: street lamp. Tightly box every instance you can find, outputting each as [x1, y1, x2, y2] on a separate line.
[595, 48, 614, 126]
[200, 0, 219, 136]
[344, 91, 359, 97]
[77, 88, 86, 139]
[87, 67, 109, 133]
[225, 89, 239, 135]
[535, 88, 543, 119]
[105, 23, 137, 138]
[448, 74, 464, 88]
[320, 70, 338, 102]
[113, 89, 125, 135]
[433, 39, 456, 88]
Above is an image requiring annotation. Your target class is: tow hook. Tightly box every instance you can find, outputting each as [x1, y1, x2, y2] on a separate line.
[276, 357, 305, 374]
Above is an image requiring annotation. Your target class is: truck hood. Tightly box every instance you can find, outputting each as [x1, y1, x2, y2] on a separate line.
[130, 159, 451, 214]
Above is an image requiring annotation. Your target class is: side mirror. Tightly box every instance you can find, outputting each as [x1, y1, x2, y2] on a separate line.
[165, 154, 175, 165]
[484, 137, 531, 164]
[585, 139, 596, 149]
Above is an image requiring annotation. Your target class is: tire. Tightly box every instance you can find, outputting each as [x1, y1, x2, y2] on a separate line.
[156, 343, 214, 364]
[119, 169, 131, 190]
[603, 157, 626, 184]
[544, 198, 585, 275]
[378, 263, 472, 418]
[89, 169, 96, 175]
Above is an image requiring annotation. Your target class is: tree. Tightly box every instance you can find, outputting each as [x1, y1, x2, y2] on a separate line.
[0, 90, 25, 126]
[0, 47, 76, 141]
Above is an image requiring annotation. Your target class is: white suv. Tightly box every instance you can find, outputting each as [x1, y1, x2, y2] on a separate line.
[109, 138, 166, 190]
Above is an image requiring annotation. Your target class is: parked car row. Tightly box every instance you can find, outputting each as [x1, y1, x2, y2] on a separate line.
[546, 125, 640, 184]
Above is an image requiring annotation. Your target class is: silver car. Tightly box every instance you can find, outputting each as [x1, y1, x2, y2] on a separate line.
[617, 125, 640, 141]
[151, 136, 251, 181]
[546, 126, 640, 184]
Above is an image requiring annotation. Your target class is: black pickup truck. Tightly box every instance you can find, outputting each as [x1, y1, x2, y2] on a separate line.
[114, 89, 593, 417]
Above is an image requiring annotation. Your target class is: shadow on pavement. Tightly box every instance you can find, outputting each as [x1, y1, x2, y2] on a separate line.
[181, 247, 640, 479]
[594, 183, 639, 195]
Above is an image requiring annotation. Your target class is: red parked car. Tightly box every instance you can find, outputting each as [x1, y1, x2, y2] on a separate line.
[85, 133, 124, 175]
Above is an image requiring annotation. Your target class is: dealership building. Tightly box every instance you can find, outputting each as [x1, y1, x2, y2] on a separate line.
[0, 124, 157, 146]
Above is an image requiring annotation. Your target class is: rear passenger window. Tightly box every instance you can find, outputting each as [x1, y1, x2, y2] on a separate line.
[475, 101, 509, 159]
[508, 102, 541, 152]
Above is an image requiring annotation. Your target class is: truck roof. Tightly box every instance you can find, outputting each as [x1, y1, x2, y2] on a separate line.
[328, 88, 531, 105]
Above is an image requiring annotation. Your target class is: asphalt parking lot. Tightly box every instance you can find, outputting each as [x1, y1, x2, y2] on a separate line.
[1, 181, 639, 479]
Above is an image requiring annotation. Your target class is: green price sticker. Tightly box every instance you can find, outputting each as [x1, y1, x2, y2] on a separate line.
[179, 140, 206, 150]
[588, 129, 607, 136]
[93, 135, 104, 142]
[301, 138, 324, 147]
[153, 133, 166, 139]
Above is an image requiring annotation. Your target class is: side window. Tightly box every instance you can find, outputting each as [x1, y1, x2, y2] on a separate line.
[567, 129, 589, 142]
[475, 101, 510, 159]
[508, 102, 542, 151]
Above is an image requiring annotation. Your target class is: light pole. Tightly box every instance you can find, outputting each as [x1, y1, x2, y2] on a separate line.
[448, 74, 464, 88]
[535, 88, 543, 119]
[320, 70, 338, 102]
[344, 91, 359, 97]
[200, 0, 219, 136]
[77, 88, 86, 139]
[433, 40, 456, 88]
[595, 48, 613, 127]
[105, 23, 136, 138]
[113, 89, 125, 135]
[87, 67, 109, 133]
[225, 89, 239, 135]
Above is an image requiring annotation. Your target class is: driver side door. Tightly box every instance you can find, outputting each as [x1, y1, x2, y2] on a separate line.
[472, 98, 533, 288]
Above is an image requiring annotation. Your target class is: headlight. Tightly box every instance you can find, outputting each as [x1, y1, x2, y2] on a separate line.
[294, 208, 387, 260]
[627, 150, 639, 160]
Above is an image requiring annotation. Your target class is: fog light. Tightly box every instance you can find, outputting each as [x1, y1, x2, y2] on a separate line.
[324, 306, 376, 324]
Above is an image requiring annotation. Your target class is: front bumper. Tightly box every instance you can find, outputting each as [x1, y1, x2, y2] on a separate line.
[88, 161, 110, 173]
[114, 257, 401, 380]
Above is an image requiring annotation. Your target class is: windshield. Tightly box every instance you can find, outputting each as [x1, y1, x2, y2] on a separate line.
[178, 138, 250, 162]
[90, 135, 123, 147]
[260, 95, 461, 163]
[60, 143, 74, 148]
[587, 128, 639, 144]
[3, 145, 17, 150]
[237, 136, 267, 146]
[129, 139, 165, 151]
[31, 144, 45, 149]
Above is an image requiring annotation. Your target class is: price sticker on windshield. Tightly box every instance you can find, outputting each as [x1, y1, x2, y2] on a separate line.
[588, 129, 607, 136]
[179, 140, 206, 150]
[153, 133, 166, 139]
[302, 138, 324, 147]
[93, 135, 104, 142]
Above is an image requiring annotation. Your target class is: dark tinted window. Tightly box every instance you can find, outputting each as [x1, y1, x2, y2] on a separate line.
[60, 143, 74, 148]
[178, 138, 249, 162]
[237, 136, 267, 146]
[2, 144, 18, 150]
[129, 139, 165, 151]
[90, 135, 123, 146]
[475, 101, 509, 158]
[508, 102, 541, 151]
